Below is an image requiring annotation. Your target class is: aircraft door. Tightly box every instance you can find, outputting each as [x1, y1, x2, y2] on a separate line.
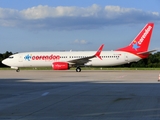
[124, 53, 129, 62]
[19, 55, 23, 62]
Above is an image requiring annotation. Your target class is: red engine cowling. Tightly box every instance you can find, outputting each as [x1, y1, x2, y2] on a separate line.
[52, 62, 69, 70]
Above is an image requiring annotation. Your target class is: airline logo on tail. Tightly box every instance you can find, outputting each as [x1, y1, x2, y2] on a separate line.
[132, 25, 152, 51]
[138, 25, 152, 45]
[116, 22, 154, 56]
[132, 40, 140, 51]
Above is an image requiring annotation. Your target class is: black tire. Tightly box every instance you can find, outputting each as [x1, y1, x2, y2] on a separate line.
[76, 67, 81, 72]
[16, 69, 20, 72]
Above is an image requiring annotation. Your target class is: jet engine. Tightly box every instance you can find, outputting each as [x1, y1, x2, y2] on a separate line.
[52, 62, 69, 70]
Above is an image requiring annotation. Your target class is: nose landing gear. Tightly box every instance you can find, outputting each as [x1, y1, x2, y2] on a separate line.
[11, 67, 20, 72]
[16, 68, 20, 72]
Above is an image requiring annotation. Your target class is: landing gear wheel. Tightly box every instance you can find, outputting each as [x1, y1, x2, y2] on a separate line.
[16, 69, 20, 72]
[76, 67, 81, 72]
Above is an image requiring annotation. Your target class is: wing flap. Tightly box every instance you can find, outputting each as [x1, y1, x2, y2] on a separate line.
[68, 56, 93, 65]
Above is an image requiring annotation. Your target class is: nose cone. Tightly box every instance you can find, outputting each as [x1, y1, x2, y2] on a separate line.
[2, 59, 9, 66]
[2, 59, 5, 64]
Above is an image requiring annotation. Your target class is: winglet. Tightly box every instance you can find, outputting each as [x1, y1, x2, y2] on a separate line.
[95, 44, 104, 60]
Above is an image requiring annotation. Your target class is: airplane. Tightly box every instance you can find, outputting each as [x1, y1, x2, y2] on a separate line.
[2, 22, 156, 72]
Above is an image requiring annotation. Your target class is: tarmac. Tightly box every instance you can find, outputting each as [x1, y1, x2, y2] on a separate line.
[0, 70, 160, 120]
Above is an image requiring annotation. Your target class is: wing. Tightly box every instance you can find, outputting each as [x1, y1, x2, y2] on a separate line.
[68, 44, 104, 65]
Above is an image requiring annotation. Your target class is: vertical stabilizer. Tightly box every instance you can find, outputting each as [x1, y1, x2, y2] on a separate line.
[116, 23, 154, 56]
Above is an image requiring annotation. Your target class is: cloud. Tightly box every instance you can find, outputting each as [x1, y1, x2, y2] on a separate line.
[73, 39, 90, 45]
[0, 4, 160, 30]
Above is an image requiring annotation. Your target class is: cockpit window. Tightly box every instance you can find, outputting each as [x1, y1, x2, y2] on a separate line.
[9, 56, 14, 59]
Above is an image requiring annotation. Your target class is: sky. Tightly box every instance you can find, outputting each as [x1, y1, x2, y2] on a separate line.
[0, 0, 160, 53]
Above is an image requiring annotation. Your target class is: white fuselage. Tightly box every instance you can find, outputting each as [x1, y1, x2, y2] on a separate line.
[2, 51, 141, 68]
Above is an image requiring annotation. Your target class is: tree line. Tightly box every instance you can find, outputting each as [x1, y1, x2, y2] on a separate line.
[115, 52, 160, 68]
[0, 51, 13, 67]
[0, 51, 160, 68]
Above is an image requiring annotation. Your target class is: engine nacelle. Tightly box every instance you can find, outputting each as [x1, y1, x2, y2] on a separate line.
[52, 62, 69, 70]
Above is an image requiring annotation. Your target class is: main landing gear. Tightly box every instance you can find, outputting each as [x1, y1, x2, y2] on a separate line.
[76, 67, 81, 72]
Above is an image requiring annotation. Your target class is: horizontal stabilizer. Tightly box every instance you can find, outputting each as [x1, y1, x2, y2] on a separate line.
[137, 49, 157, 55]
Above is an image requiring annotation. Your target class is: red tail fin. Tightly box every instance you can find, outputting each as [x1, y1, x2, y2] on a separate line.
[117, 23, 154, 55]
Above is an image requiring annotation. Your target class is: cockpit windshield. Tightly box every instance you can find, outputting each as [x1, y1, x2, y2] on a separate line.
[8, 56, 14, 59]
